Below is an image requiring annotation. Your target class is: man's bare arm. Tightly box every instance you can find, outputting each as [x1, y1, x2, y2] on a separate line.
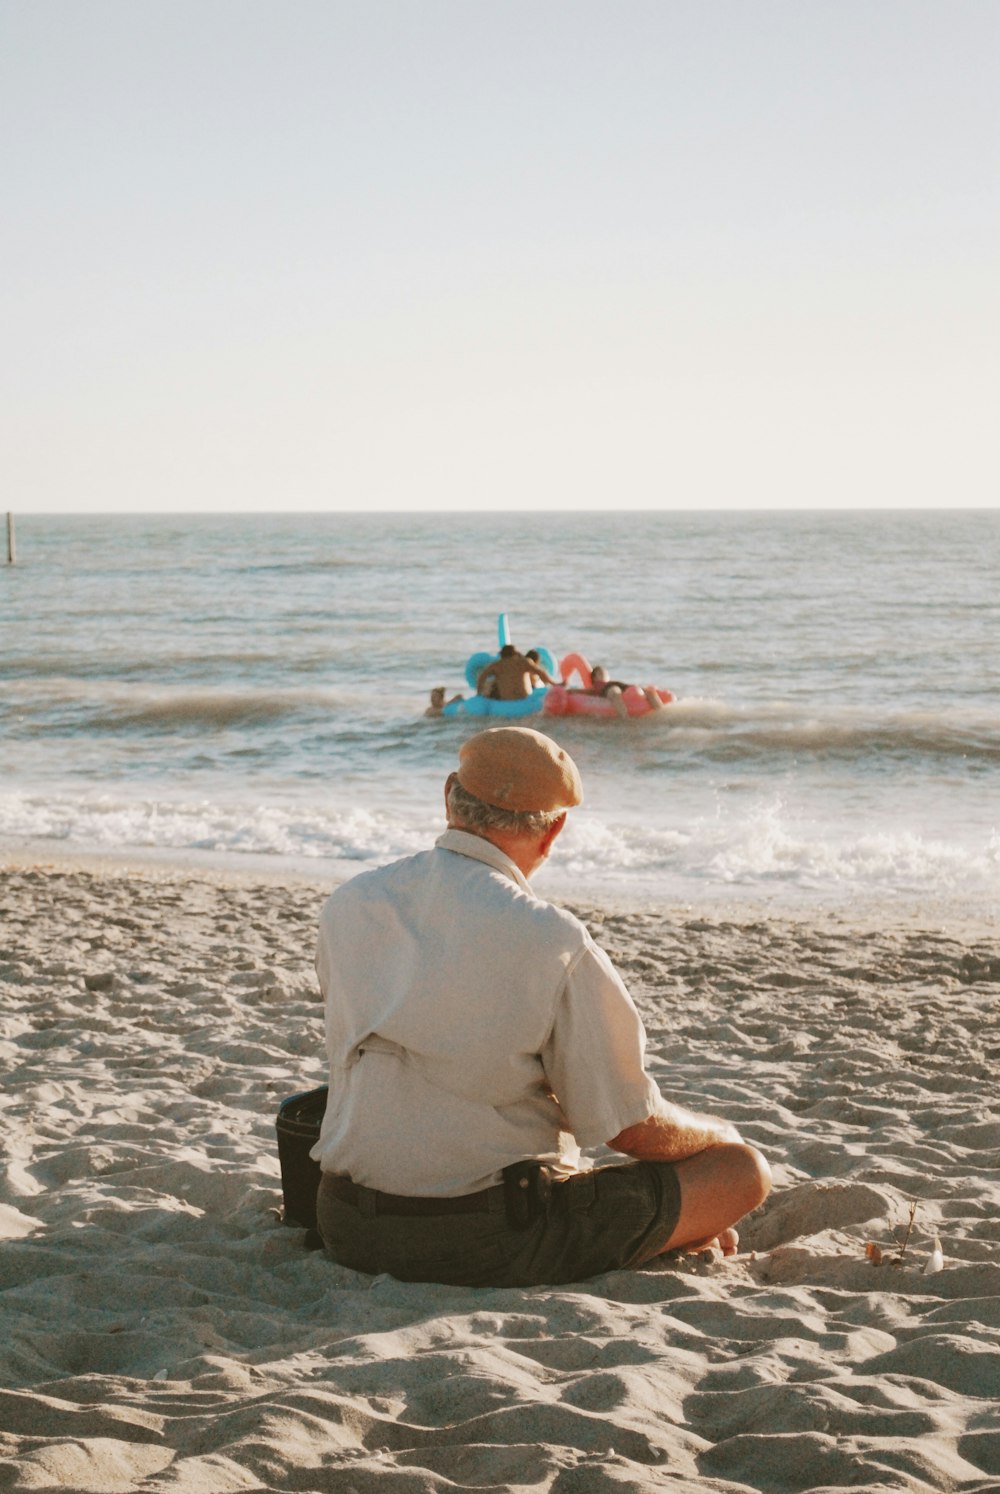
[608, 1100, 742, 1162]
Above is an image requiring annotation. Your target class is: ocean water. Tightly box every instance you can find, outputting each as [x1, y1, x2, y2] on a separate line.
[2, 510, 998, 920]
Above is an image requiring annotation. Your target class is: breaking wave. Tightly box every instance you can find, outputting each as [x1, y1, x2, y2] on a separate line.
[3, 788, 997, 912]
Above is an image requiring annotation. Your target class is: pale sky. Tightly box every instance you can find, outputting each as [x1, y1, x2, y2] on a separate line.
[3, 0, 997, 513]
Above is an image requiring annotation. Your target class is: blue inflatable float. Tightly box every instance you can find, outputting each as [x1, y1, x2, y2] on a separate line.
[441, 615, 556, 718]
[442, 689, 548, 719]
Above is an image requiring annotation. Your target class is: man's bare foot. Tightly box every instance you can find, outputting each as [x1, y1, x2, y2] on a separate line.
[677, 1227, 740, 1258]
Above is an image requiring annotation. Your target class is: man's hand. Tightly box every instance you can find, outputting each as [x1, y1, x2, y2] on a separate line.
[608, 1101, 742, 1163]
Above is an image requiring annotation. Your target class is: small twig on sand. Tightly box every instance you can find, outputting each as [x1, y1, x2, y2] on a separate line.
[894, 1201, 918, 1266]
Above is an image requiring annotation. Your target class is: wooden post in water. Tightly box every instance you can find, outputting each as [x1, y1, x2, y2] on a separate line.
[5, 513, 14, 565]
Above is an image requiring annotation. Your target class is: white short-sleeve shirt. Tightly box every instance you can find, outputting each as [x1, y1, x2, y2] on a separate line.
[311, 828, 661, 1195]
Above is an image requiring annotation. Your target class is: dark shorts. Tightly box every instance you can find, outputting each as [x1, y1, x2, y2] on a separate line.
[316, 1160, 682, 1288]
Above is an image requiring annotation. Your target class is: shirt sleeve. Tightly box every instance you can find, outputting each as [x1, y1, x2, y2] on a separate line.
[540, 936, 662, 1148]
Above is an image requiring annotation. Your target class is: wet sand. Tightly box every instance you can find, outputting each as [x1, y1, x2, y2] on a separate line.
[2, 856, 998, 1493]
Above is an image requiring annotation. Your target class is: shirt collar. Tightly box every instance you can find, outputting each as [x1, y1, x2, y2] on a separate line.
[435, 827, 534, 894]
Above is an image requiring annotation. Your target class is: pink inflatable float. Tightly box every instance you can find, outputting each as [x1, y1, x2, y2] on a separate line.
[543, 653, 674, 718]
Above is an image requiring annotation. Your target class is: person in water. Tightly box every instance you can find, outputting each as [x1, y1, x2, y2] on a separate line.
[476, 645, 560, 701]
[584, 665, 666, 720]
[425, 687, 463, 717]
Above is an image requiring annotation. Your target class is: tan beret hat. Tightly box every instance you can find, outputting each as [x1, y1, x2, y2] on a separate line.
[457, 727, 583, 813]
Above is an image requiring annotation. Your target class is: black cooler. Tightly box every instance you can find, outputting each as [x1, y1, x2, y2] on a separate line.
[275, 1084, 328, 1245]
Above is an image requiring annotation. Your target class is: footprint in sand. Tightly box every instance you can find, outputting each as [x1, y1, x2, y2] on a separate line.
[740, 1180, 893, 1252]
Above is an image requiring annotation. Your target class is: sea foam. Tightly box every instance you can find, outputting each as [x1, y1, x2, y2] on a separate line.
[3, 787, 997, 916]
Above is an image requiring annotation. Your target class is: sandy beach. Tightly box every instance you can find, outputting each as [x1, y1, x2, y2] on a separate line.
[2, 855, 998, 1493]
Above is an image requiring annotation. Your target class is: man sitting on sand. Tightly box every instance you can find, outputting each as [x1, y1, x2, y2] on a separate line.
[476, 644, 560, 701]
[311, 726, 770, 1287]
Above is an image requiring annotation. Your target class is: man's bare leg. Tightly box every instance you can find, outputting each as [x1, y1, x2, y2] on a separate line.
[606, 685, 629, 720]
[659, 1143, 770, 1257]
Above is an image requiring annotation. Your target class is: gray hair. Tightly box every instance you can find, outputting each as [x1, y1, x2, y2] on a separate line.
[446, 778, 564, 838]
